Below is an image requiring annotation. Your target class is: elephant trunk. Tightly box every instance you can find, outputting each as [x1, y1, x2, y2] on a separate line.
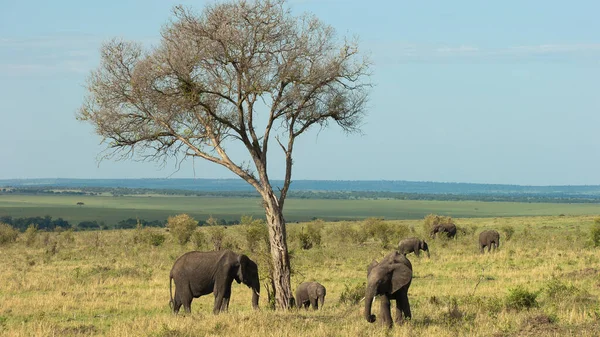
[251, 285, 260, 309]
[426, 248, 430, 258]
[364, 284, 377, 323]
[319, 295, 324, 309]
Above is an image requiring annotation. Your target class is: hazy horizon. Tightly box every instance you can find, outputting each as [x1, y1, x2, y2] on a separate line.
[1, 0, 599, 185]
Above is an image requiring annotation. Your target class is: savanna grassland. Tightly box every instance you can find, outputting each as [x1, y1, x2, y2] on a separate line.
[1, 214, 600, 336]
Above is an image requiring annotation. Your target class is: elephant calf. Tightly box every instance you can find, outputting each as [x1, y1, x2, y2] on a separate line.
[479, 229, 500, 253]
[398, 237, 430, 258]
[430, 223, 457, 239]
[295, 281, 326, 310]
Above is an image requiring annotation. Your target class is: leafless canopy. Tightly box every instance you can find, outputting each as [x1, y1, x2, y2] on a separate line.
[79, 0, 371, 204]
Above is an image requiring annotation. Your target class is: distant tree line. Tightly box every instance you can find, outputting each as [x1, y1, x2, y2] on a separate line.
[3, 186, 600, 203]
[0, 215, 239, 232]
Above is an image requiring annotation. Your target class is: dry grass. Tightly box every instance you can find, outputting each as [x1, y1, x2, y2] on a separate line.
[1, 215, 599, 336]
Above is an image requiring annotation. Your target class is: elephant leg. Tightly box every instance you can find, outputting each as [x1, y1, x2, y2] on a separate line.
[398, 291, 411, 321]
[310, 297, 318, 310]
[172, 290, 183, 314]
[175, 283, 192, 314]
[379, 295, 393, 328]
[488, 243, 491, 253]
[480, 244, 484, 254]
[220, 296, 230, 312]
[213, 288, 227, 314]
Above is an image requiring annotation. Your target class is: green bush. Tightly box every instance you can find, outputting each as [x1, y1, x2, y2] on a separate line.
[505, 286, 538, 310]
[191, 230, 207, 250]
[23, 224, 38, 247]
[363, 218, 394, 248]
[423, 214, 455, 235]
[133, 226, 166, 246]
[241, 216, 269, 252]
[501, 225, 515, 241]
[339, 282, 366, 305]
[167, 214, 198, 245]
[591, 218, 600, 247]
[297, 221, 323, 250]
[0, 223, 19, 245]
[207, 225, 226, 251]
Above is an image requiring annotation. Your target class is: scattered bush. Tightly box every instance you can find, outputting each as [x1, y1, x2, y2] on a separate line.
[363, 218, 394, 248]
[191, 230, 207, 250]
[133, 225, 166, 246]
[501, 225, 515, 241]
[544, 278, 594, 304]
[423, 214, 455, 235]
[505, 286, 538, 310]
[339, 282, 366, 305]
[591, 218, 600, 247]
[207, 225, 226, 251]
[167, 214, 199, 245]
[241, 216, 269, 252]
[23, 224, 38, 247]
[298, 221, 322, 250]
[0, 222, 19, 244]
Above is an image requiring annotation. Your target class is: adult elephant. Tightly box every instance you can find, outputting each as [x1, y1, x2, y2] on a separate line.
[295, 281, 326, 310]
[169, 250, 260, 314]
[430, 223, 457, 239]
[479, 229, 500, 253]
[398, 237, 430, 258]
[365, 251, 412, 328]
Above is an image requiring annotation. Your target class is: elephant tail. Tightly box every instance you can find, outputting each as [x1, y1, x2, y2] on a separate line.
[169, 275, 174, 310]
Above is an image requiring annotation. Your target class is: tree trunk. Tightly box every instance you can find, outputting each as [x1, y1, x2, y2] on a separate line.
[263, 190, 293, 310]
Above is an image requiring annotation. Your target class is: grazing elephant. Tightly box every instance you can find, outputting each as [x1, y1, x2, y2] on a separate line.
[169, 250, 260, 314]
[365, 251, 412, 328]
[479, 230, 500, 253]
[295, 282, 326, 310]
[430, 223, 457, 239]
[398, 237, 430, 258]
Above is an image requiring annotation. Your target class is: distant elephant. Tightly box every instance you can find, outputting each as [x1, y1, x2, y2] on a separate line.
[295, 281, 326, 310]
[365, 251, 412, 328]
[169, 250, 260, 314]
[479, 229, 500, 253]
[430, 223, 457, 239]
[398, 237, 430, 258]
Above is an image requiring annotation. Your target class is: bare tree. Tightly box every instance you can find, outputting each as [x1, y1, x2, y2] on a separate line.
[77, 0, 370, 309]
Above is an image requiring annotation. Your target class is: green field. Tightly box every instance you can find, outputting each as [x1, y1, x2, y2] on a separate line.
[1, 194, 600, 225]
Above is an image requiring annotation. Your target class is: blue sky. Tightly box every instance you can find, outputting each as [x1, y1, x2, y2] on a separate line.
[1, 0, 599, 185]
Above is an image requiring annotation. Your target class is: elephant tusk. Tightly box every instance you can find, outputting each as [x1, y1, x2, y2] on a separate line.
[253, 289, 260, 297]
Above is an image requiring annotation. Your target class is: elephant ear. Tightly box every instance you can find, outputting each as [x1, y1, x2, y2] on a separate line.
[236, 254, 250, 284]
[391, 263, 412, 294]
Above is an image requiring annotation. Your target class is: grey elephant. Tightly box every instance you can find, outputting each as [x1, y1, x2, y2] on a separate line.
[430, 223, 457, 239]
[365, 251, 412, 328]
[479, 229, 500, 253]
[295, 281, 326, 310]
[398, 237, 430, 257]
[169, 250, 260, 314]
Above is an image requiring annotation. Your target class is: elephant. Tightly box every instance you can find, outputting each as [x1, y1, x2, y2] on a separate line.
[479, 229, 500, 253]
[430, 223, 457, 239]
[295, 281, 326, 310]
[169, 250, 260, 314]
[398, 237, 430, 258]
[365, 251, 412, 328]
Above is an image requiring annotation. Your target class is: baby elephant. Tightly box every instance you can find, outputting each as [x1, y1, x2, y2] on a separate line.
[479, 229, 500, 253]
[398, 237, 430, 258]
[295, 282, 326, 310]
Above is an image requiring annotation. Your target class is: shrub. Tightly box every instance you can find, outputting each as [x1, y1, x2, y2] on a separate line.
[505, 286, 538, 310]
[591, 218, 600, 247]
[191, 230, 207, 250]
[167, 214, 198, 245]
[241, 216, 269, 252]
[339, 282, 366, 305]
[501, 225, 515, 241]
[24, 224, 38, 247]
[363, 218, 394, 248]
[0, 223, 19, 245]
[133, 226, 166, 246]
[207, 225, 226, 251]
[423, 214, 455, 235]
